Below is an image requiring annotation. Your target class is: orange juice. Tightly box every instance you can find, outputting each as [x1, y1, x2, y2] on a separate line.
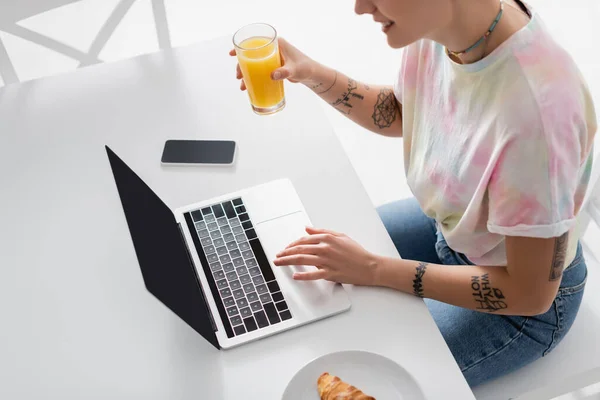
[236, 36, 285, 114]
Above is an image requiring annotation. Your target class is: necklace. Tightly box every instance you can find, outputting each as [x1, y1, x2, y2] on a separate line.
[447, 0, 505, 58]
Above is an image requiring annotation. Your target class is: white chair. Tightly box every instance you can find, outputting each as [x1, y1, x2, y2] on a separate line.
[473, 139, 600, 400]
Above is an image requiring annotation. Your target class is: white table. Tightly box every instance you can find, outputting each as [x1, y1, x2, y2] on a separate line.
[0, 37, 474, 399]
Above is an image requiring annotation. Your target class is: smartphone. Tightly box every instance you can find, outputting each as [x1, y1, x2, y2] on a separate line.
[161, 140, 237, 166]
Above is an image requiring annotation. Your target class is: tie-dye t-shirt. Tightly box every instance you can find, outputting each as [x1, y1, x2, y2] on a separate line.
[395, 10, 597, 267]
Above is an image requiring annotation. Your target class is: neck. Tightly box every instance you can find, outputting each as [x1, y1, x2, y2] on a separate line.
[430, 0, 530, 64]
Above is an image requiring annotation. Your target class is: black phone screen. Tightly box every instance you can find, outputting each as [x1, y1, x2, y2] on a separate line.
[161, 140, 236, 165]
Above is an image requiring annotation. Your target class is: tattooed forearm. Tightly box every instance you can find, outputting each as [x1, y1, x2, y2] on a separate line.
[412, 262, 428, 298]
[549, 232, 568, 281]
[330, 77, 364, 114]
[471, 273, 507, 312]
[372, 88, 399, 129]
[314, 71, 337, 95]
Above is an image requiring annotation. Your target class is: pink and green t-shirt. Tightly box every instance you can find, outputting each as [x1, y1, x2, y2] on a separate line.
[395, 8, 597, 267]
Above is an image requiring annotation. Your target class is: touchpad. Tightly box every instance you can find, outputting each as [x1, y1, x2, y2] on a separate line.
[256, 212, 345, 316]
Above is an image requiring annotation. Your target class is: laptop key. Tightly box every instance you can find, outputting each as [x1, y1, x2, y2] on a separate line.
[202, 207, 213, 215]
[253, 275, 265, 286]
[217, 217, 228, 227]
[276, 301, 288, 312]
[226, 241, 238, 251]
[250, 301, 263, 312]
[249, 267, 260, 277]
[235, 205, 246, 214]
[216, 246, 228, 255]
[227, 306, 238, 317]
[223, 233, 235, 242]
[222, 201, 236, 219]
[245, 229, 257, 240]
[236, 298, 249, 308]
[212, 204, 225, 218]
[247, 259, 258, 268]
[267, 281, 280, 293]
[207, 253, 219, 263]
[207, 222, 218, 231]
[263, 302, 281, 324]
[213, 238, 225, 247]
[195, 221, 206, 230]
[230, 249, 241, 259]
[233, 324, 246, 336]
[239, 242, 250, 251]
[256, 284, 268, 294]
[240, 307, 252, 318]
[231, 315, 243, 326]
[254, 311, 269, 328]
[243, 283, 255, 293]
[191, 210, 203, 221]
[235, 233, 247, 243]
[220, 288, 232, 298]
[229, 218, 241, 227]
[232, 225, 244, 234]
[220, 254, 231, 264]
[209, 262, 221, 271]
[198, 229, 209, 238]
[243, 316, 258, 332]
[272, 291, 284, 303]
[217, 279, 228, 289]
[230, 280, 241, 290]
[221, 225, 232, 234]
[204, 214, 215, 223]
[242, 220, 253, 230]
[213, 270, 225, 280]
[232, 198, 243, 206]
[239, 274, 251, 284]
[279, 310, 292, 321]
[201, 237, 212, 246]
[226, 271, 238, 281]
[259, 293, 272, 304]
[233, 258, 245, 267]
[239, 213, 249, 222]
[223, 296, 235, 308]
[223, 262, 234, 272]
[250, 239, 275, 281]
[242, 250, 254, 259]
[210, 230, 221, 239]
[247, 292, 259, 303]
[233, 289, 245, 299]
[236, 266, 248, 276]
[204, 245, 215, 254]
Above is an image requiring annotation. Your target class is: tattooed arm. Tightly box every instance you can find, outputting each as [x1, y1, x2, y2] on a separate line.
[304, 65, 403, 137]
[374, 233, 569, 316]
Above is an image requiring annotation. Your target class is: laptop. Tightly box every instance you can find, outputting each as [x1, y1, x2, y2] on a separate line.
[105, 146, 351, 349]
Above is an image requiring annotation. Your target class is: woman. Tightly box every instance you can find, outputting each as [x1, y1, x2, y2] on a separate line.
[232, 0, 597, 387]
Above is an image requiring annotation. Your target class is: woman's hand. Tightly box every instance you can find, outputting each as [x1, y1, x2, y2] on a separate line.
[273, 227, 380, 285]
[229, 37, 318, 91]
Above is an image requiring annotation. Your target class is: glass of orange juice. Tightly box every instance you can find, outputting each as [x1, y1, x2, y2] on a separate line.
[233, 23, 285, 115]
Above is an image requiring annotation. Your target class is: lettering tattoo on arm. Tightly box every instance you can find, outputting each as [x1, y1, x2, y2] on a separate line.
[372, 88, 399, 129]
[549, 232, 568, 281]
[412, 262, 428, 298]
[471, 273, 507, 312]
[330, 78, 364, 114]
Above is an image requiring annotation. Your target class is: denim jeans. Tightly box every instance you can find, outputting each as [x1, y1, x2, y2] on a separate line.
[377, 198, 587, 387]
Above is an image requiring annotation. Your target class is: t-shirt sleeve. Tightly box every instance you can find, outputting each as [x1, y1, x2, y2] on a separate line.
[486, 122, 582, 238]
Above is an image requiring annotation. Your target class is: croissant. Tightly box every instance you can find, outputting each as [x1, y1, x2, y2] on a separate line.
[317, 372, 375, 400]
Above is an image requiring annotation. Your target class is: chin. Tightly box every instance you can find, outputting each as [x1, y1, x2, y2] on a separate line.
[386, 35, 412, 49]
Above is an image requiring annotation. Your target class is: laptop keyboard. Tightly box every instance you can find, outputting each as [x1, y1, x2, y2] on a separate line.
[187, 198, 292, 338]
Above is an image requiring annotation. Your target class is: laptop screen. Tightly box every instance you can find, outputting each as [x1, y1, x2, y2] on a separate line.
[105, 146, 219, 349]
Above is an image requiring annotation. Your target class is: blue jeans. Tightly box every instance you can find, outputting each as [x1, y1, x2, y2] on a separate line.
[377, 198, 587, 387]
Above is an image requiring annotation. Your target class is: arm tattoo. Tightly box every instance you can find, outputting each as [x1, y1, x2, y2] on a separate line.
[330, 77, 364, 114]
[471, 273, 507, 312]
[549, 232, 569, 281]
[372, 88, 399, 129]
[315, 71, 337, 95]
[412, 262, 428, 298]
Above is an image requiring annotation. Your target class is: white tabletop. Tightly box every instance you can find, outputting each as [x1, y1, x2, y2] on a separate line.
[0, 37, 473, 399]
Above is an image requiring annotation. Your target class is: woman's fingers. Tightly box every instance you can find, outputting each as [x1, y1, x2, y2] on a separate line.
[306, 226, 343, 236]
[236, 64, 242, 79]
[240, 80, 246, 91]
[293, 269, 328, 281]
[276, 244, 322, 258]
[284, 234, 331, 249]
[273, 254, 321, 267]
[229, 49, 236, 56]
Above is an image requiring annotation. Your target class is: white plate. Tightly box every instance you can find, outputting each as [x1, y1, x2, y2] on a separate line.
[282, 350, 425, 400]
